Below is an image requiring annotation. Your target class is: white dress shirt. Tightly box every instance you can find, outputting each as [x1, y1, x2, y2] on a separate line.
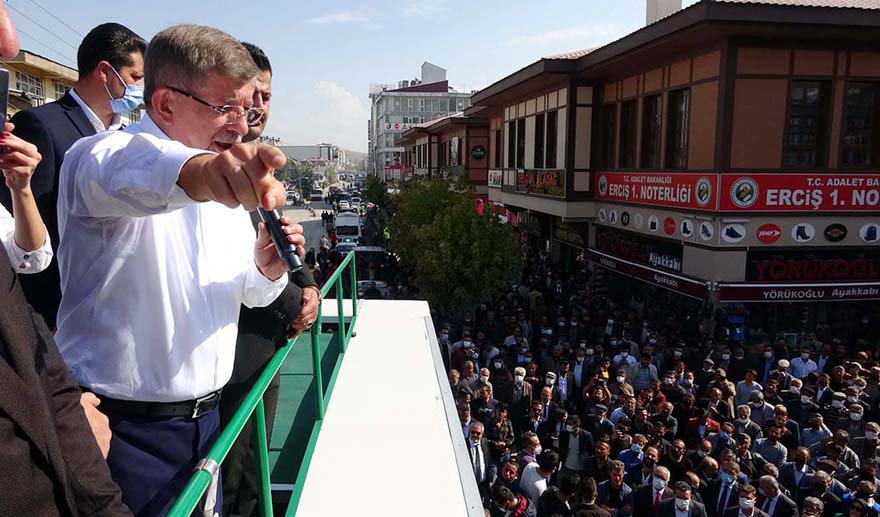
[55, 114, 287, 402]
[69, 88, 122, 132]
[0, 203, 52, 273]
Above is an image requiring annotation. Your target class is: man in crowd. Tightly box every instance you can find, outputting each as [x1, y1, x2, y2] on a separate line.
[1, 23, 146, 329]
[219, 42, 321, 517]
[0, 6, 131, 516]
[54, 25, 305, 515]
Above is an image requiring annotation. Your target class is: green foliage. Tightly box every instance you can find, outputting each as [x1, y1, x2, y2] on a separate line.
[363, 175, 389, 207]
[390, 178, 523, 313]
[326, 166, 337, 185]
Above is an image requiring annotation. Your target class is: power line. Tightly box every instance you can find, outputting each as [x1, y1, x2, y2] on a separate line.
[14, 26, 75, 66]
[21, 0, 84, 37]
[5, 1, 78, 50]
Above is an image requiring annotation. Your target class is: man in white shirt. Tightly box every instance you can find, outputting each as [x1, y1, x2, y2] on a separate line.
[55, 24, 303, 516]
[520, 449, 558, 506]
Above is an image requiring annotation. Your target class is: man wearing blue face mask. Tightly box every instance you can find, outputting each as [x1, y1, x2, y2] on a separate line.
[0, 22, 146, 331]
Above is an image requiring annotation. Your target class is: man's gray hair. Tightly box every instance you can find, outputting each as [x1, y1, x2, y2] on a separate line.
[654, 466, 670, 479]
[144, 24, 258, 106]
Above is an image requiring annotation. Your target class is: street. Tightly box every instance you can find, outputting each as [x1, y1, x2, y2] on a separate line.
[282, 200, 330, 253]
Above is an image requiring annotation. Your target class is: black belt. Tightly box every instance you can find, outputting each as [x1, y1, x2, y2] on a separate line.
[95, 390, 222, 419]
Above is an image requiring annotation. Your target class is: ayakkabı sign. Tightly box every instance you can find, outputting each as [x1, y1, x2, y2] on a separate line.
[720, 174, 880, 212]
[746, 250, 880, 282]
[595, 227, 683, 273]
[587, 249, 708, 300]
[719, 283, 880, 303]
[596, 172, 716, 211]
[553, 221, 587, 249]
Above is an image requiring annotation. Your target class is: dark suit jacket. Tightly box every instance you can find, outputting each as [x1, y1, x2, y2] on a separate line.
[0, 246, 130, 516]
[658, 498, 707, 517]
[779, 462, 814, 502]
[722, 509, 768, 517]
[756, 494, 797, 517]
[633, 484, 672, 516]
[559, 428, 595, 467]
[466, 438, 492, 489]
[703, 480, 740, 517]
[0, 92, 98, 328]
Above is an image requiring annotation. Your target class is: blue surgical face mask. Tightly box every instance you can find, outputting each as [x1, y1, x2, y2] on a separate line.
[105, 66, 144, 114]
[720, 472, 734, 485]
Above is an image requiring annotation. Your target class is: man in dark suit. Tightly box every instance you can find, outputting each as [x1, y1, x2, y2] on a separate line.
[756, 475, 798, 517]
[219, 43, 322, 517]
[779, 447, 814, 504]
[0, 244, 130, 515]
[559, 415, 595, 473]
[633, 466, 673, 516]
[722, 484, 768, 517]
[658, 481, 707, 517]
[704, 461, 741, 517]
[467, 421, 493, 500]
[0, 23, 146, 329]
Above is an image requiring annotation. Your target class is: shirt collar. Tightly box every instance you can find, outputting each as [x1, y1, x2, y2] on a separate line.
[70, 88, 122, 132]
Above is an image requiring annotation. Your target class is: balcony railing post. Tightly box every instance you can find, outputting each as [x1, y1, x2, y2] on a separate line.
[349, 252, 358, 318]
[250, 398, 273, 517]
[311, 306, 325, 420]
[335, 274, 346, 353]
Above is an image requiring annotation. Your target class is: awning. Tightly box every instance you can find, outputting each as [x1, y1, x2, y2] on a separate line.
[718, 281, 880, 303]
[586, 249, 709, 300]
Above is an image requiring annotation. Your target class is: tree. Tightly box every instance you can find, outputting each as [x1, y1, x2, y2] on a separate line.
[389, 178, 523, 315]
[326, 166, 337, 185]
[363, 175, 389, 207]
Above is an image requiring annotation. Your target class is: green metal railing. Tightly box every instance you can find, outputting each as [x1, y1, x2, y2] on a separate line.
[168, 252, 358, 517]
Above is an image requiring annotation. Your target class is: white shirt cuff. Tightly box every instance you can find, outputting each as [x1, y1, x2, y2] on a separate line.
[242, 258, 289, 308]
[155, 146, 214, 210]
[7, 228, 53, 274]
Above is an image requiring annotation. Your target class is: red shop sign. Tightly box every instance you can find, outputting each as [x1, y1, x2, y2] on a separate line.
[719, 174, 880, 212]
[596, 172, 716, 211]
[586, 249, 708, 300]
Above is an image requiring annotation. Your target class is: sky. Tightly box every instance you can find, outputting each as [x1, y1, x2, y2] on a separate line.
[8, 0, 701, 152]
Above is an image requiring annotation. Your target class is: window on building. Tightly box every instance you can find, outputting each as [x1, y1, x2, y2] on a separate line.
[54, 81, 69, 99]
[516, 118, 526, 169]
[640, 94, 662, 168]
[666, 89, 690, 169]
[602, 104, 617, 169]
[449, 98, 456, 112]
[419, 98, 426, 111]
[507, 121, 516, 168]
[534, 113, 545, 168]
[841, 83, 878, 167]
[128, 109, 142, 123]
[546, 110, 558, 169]
[784, 81, 831, 168]
[619, 100, 637, 168]
[393, 98, 401, 112]
[494, 130, 502, 168]
[407, 98, 413, 110]
[458, 99, 465, 110]
[15, 70, 43, 97]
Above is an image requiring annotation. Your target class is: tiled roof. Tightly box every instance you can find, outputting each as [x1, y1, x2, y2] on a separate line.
[714, 0, 880, 9]
[543, 48, 597, 60]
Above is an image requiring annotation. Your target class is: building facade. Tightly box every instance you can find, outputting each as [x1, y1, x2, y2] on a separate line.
[469, 0, 880, 340]
[1, 49, 144, 124]
[368, 62, 472, 179]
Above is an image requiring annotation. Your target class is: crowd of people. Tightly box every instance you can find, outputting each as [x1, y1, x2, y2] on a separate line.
[442, 253, 880, 517]
[0, 8, 315, 517]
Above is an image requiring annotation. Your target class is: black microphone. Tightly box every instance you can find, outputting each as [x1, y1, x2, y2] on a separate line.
[257, 207, 303, 273]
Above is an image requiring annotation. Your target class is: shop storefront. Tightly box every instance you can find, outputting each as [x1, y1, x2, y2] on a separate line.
[551, 220, 588, 272]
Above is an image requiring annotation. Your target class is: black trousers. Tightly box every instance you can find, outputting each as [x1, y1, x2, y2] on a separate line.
[219, 371, 281, 517]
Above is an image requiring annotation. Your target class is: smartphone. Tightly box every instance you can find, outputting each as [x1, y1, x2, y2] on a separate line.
[0, 69, 8, 122]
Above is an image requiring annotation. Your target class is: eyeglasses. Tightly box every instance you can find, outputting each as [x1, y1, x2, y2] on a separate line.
[166, 86, 265, 126]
